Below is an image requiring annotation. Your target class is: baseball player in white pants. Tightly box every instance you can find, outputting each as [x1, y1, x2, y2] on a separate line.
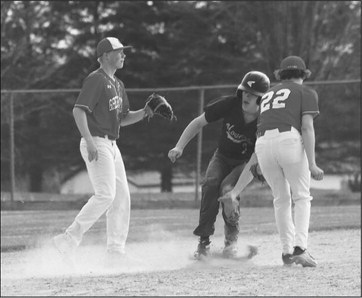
[68, 137, 131, 253]
[222, 56, 324, 267]
[52, 37, 153, 264]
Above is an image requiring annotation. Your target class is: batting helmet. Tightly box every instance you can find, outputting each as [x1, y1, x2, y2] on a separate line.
[237, 71, 270, 98]
[274, 56, 311, 80]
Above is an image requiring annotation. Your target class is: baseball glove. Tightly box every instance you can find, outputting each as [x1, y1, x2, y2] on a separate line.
[145, 93, 176, 121]
[250, 163, 266, 183]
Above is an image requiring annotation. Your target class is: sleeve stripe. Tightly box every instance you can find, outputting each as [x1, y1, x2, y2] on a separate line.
[74, 104, 92, 113]
[302, 110, 319, 114]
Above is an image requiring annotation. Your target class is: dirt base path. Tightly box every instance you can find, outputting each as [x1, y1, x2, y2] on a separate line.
[1, 229, 360, 296]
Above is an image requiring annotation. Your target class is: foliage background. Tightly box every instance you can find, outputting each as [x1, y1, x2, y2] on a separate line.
[1, 1, 360, 192]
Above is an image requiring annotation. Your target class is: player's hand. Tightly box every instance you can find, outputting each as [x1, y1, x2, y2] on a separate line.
[86, 140, 98, 162]
[168, 147, 183, 163]
[310, 164, 324, 180]
[218, 190, 239, 207]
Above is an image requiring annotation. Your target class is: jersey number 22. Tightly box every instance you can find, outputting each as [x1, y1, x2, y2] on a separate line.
[260, 89, 291, 114]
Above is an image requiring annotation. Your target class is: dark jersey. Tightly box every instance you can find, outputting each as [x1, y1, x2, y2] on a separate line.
[204, 95, 257, 161]
[258, 81, 319, 134]
[74, 68, 130, 139]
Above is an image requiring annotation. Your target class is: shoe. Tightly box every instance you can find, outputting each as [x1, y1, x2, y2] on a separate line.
[246, 245, 258, 259]
[53, 233, 76, 255]
[222, 241, 238, 258]
[282, 253, 294, 265]
[104, 250, 125, 268]
[291, 246, 317, 267]
[193, 238, 210, 260]
[107, 246, 126, 255]
[52, 233, 77, 267]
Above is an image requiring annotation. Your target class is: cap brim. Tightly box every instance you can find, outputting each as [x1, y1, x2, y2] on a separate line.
[117, 45, 133, 50]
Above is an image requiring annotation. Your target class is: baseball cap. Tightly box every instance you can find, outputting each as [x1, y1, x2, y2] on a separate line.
[280, 56, 307, 71]
[96, 37, 132, 57]
[274, 55, 311, 80]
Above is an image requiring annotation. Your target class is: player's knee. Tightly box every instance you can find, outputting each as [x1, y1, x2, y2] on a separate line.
[292, 194, 312, 203]
[95, 192, 115, 205]
[273, 197, 292, 209]
[202, 177, 220, 190]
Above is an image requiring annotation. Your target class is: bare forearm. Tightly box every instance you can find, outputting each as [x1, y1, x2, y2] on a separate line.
[73, 107, 92, 141]
[120, 109, 146, 127]
[301, 114, 324, 180]
[230, 153, 257, 197]
[175, 116, 206, 150]
[301, 125, 317, 168]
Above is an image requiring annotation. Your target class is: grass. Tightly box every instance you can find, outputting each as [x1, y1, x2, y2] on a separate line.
[1, 185, 360, 210]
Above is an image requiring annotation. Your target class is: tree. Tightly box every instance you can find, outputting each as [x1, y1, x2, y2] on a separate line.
[1, 1, 360, 192]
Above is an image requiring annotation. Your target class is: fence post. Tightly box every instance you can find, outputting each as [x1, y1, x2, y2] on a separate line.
[9, 93, 15, 203]
[195, 88, 205, 202]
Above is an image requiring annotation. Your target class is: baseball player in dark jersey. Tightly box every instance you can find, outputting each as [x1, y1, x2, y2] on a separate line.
[225, 56, 324, 267]
[168, 71, 270, 259]
[53, 37, 153, 265]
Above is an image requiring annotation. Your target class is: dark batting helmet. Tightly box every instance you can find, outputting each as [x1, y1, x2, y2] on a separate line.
[274, 55, 311, 80]
[237, 71, 270, 98]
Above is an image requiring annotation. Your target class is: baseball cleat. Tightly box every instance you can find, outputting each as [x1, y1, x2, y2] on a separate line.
[104, 250, 126, 268]
[53, 233, 76, 255]
[222, 243, 257, 260]
[222, 242, 238, 258]
[291, 247, 317, 267]
[52, 233, 77, 266]
[193, 238, 211, 260]
[282, 253, 294, 266]
[246, 245, 258, 259]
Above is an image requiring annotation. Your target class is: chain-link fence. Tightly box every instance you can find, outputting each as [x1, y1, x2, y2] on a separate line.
[1, 80, 360, 202]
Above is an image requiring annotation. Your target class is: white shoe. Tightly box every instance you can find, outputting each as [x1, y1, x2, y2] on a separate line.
[291, 250, 317, 267]
[104, 250, 125, 268]
[52, 233, 77, 266]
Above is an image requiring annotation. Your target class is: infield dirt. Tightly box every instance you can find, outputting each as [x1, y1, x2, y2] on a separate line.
[1, 229, 360, 296]
[1, 206, 361, 296]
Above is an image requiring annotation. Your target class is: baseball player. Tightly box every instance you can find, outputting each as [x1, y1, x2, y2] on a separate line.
[168, 71, 270, 259]
[224, 56, 324, 267]
[52, 37, 153, 264]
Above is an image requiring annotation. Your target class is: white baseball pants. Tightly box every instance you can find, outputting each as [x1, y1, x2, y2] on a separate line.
[66, 136, 130, 253]
[255, 127, 312, 254]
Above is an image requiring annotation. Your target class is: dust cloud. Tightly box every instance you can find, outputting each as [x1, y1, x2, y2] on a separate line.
[1, 224, 258, 279]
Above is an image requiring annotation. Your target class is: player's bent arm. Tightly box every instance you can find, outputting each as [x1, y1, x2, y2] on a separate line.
[229, 153, 257, 198]
[301, 114, 324, 180]
[301, 114, 317, 168]
[174, 113, 208, 151]
[73, 107, 98, 162]
[73, 107, 93, 142]
[120, 109, 147, 127]
[168, 114, 208, 163]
